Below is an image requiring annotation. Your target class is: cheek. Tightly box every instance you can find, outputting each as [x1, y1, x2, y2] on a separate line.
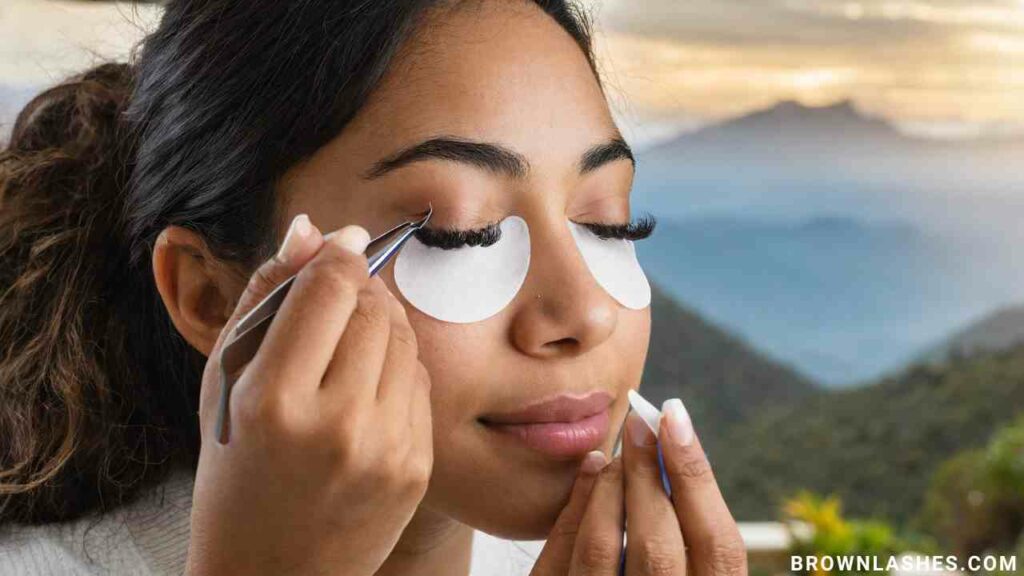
[402, 309, 506, 426]
[380, 266, 497, 421]
[393, 290, 652, 539]
[619, 308, 652, 382]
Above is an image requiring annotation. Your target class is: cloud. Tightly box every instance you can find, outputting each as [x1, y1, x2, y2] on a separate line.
[1, 0, 1021, 135]
[584, 0, 1024, 130]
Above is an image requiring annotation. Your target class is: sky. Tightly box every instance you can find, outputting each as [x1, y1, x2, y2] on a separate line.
[1, 0, 1023, 143]
[591, 0, 1024, 141]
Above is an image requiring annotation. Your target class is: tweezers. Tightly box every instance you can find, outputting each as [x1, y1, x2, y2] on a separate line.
[214, 207, 433, 443]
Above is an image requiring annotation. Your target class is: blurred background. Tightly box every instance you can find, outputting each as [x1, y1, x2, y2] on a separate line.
[2, 1, 1022, 573]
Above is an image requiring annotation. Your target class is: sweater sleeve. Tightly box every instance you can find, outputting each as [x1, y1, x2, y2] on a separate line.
[0, 468, 195, 576]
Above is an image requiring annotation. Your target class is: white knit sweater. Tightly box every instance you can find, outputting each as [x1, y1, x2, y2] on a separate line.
[0, 468, 545, 576]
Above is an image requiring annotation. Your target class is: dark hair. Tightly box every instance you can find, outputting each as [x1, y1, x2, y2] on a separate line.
[0, 0, 598, 525]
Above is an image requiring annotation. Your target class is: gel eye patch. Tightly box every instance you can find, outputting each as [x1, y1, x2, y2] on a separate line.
[568, 221, 651, 310]
[393, 216, 651, 324]
[394, 216, 531, 323]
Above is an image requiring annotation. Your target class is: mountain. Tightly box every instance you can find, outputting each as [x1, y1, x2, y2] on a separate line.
[919, 304, 1024, 364]
[630, 99, 1024, 385]
[635, 216, 1017, 386]
[674, 99, 894, 144]
[631, 99, 1024, 225]
[639, 285, 819, 453]
[713, 344, 1024, 524]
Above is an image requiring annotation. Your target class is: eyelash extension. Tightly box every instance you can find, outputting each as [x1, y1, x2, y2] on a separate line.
[577, 214, 656, 241]
[414, 222, 502, 250]
[413, 214, 657, 249]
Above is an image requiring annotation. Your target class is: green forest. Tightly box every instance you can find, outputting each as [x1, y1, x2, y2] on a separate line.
[639, 286, 1024, 566]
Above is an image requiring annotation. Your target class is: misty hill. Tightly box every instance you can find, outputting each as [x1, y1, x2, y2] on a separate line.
[919, 304, 1024, 364]
[630, 99, 1024, 386]
[713, 344, 1024, 524]
[634, 216, 1017, 386]
[639, 285, 819, 453]
[632, 99, 1024, 222]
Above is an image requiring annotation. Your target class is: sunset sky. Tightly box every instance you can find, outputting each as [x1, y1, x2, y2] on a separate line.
[2, 0, 1023, 143]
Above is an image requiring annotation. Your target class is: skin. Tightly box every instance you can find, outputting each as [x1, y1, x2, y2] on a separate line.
[152, 2, 747, 575]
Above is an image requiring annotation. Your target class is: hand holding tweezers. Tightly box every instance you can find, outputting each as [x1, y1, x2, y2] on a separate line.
[214, 208, 432, 443]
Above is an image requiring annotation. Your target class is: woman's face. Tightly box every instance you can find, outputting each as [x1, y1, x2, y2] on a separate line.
[278, 1, 650, 539]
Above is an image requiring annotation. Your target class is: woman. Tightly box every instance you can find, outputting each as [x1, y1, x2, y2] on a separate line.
[0, 0, 747, 574]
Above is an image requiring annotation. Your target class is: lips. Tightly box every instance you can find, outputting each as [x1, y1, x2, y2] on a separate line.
[478, 391, 614, 425]
[477, 391, 615, 459]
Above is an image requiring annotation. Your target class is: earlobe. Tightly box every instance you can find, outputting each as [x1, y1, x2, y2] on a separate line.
[152, 226, 234, 357]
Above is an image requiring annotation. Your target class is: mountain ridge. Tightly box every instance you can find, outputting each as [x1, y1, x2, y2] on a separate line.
[640, 285, 819, 452]
[918, 303, 1024, 365]
[715, 344, 1024, 523]
[630, 97, 1024, 385]
[645, 100, 1024, 155]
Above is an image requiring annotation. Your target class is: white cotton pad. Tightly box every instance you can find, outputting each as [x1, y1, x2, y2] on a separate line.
[627, 389, 662, 437]
[568, 221, 651, 310]
[394, 216, 530, 324]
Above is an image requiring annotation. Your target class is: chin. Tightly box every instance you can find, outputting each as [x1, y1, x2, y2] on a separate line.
[438, 468, 574, 540]
[426, 423, 621, 541]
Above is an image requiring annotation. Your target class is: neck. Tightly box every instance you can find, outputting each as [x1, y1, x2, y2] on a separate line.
[374, 505, 474, 576]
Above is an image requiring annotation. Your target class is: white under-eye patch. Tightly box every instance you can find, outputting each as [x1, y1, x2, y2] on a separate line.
[568, 221, 651, 310]
[394, 216, 531, 323]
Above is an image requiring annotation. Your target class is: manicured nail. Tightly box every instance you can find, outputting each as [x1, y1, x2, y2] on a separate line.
[662, 398, 694, 447]
[581, 450, 609, 475]
[627, 410, 657, 447]
[326, 225, 371, 254]
[276, 214, 311, 264]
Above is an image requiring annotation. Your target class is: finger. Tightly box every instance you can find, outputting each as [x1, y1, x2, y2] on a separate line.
[532, 451, 609, 576]
[217, 214, 323, 353]
[244, 226, 372, 396]
[199, 214, 322, 424]
[320, 276, 392, 406]
[658, 399, 747, 576]
[569, 456, 624, 576]
[346, 284, 420, 451]
[405, 361, 433, 462]
[373, 282, 420, 405]
[621, 410, 686, 575]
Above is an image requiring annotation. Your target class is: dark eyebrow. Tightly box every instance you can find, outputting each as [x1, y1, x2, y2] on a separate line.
[362, 135, 635, 180]
[580, 138, 635, 174]
[363, 137, 528, 180]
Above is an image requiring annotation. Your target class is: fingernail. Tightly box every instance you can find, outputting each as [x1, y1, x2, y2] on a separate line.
[627, 410, 657, 447]
[580, 450, 609, 475]
[276, 214, 311, 264]
[327, 225, 371, 254]
[662, 398, 694, 447]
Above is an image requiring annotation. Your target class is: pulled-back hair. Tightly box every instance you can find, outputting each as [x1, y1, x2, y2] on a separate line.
[0, 0, 598, 525]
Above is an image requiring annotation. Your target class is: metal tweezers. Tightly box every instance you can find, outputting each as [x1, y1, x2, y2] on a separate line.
[214, 207, 433, 443]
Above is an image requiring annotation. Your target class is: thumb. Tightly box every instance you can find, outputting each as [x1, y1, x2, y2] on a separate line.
[531, 451, 609, 576]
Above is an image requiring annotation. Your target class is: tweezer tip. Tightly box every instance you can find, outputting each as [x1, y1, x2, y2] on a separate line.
[413, 204, 433, 229]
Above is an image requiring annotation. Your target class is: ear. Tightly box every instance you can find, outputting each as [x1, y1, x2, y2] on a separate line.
[152, 226, 241, 357]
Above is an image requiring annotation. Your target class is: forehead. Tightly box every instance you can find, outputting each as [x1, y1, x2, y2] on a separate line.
[342, 1, 617, 167]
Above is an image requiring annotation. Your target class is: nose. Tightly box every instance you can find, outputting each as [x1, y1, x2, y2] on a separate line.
[509, 218, 617, 359]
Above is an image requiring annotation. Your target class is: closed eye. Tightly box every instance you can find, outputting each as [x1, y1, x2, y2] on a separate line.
[414, 222, 502, 249]
[575, 214, 656, 241]
[413, 214, 656, 249]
